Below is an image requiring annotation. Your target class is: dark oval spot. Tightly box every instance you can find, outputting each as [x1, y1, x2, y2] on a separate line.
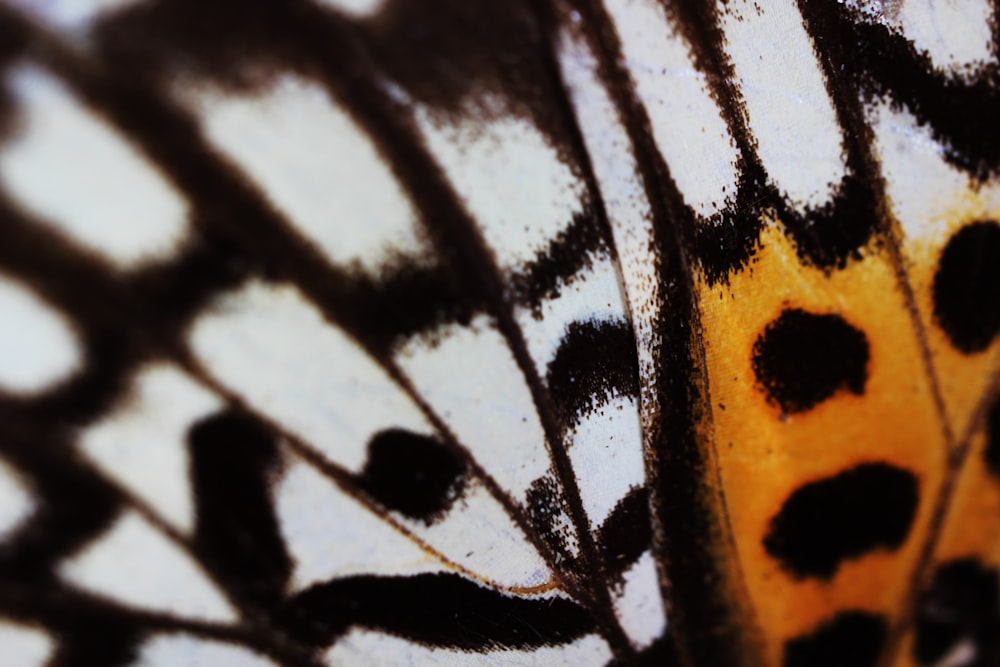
[359, 429, 466, 524]
[783, 611, 886, 667]
[984, 394, 1000, 478]
[932, 220, 1000, 354]
[763, 462, 918, 579]
[914, 558, 1000, 666]
[752, 308, 870, 414]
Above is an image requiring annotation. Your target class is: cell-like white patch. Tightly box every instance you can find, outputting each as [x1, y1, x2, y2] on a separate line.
[567, 396, 644, 530]
[613, 550, 667, 650]
[0, 621, 53, 667]
[189, 281, 434, 473]
[1, 66, 189, 268]
[720, 0, 846, 211]
[414, 108, 586, 272]
[557, 28, 660, 395]
[603, 0, 739, 219]
[516, 255, 628, 372]
[78, 365, 221, 533]
[897, 0, 994, 73]
[396, 315, 550, 500]
[846, 0, 994, 74]
[0, 276, 81, 394]
[419, 484, 551, 590]
[324, 629, 613, 666]
[0, 459, 34, 540]
[136, 634, 279, 667]
[868, 101, 985, 248]
[59, 512, 235, 622]
[6, 0, 142, 31]
[314, 0, 386, 18]
[275, 456, 444, 591]
[180, 75, 426, 272]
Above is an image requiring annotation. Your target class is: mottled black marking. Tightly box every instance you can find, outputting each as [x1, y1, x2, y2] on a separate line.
[546, 319, 639, 427]
[278, 573, 595, 649]
[359, 429, 467, 524]
[783, 611, 886, 667]
[985, 393, 1000, 478]
[932, 221, 1000, 354]
[764, 462, 919, 579]
[525, 475, 579, 578]
[752, 308, 870, 414]
[597, 486, 651, 582]
[914, 559, 1000, 666]
[188, 410, 291, 609]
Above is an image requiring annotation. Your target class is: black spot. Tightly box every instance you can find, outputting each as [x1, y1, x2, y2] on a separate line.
[764, 462, 918, 579]
[188, 410, 291, 608]
[984, 394, 1000, 478]
[597, 486, 651, 581]
[545, 319, 639, 427]
[783, 611, 886, 667]
[932, 221, 1000, 354]
[752, 309, 870, 414]
[278, 573, 595, 650]
[914, 558, 1000, 666]
[359, 429, 466, 524]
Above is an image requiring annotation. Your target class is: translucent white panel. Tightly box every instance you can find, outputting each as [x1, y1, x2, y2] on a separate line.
[613, 550, 667, 650]
[396, 315, 549, 500]
[79, 365, 222, 533]
[567, 396, 645, 530]
[314, 0, 386, 17]
[0, 622, 53, 667]
[189, 281, 434, 473]
[136, 634, 278, 667]
[604, 0, 738, 218]
[0, 459, 34, 540]
[897, 0, 994, 72]
[275, 457, 444, 591]
[6, 0, 142, 31]
[720, 0, 845, 211]
[324, 629, 613, 667]
[0, 276, 80, 394]
[60, 512, 235, 622]
[1, 67, 189, 267]
[516, 255, 628, 372]
[181, 75, 426, 272]
[415, 109, 585, 272]
[869, 102, 984, 248]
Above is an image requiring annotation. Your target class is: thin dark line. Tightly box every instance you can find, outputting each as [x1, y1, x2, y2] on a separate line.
[0, 3, 594, 612]
[298, 6, 633, 655]
[792, 4, 960, 665]
[563, 1, 763, 664]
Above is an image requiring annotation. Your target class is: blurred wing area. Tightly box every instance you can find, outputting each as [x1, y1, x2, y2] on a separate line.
[0, 1, 998, 667]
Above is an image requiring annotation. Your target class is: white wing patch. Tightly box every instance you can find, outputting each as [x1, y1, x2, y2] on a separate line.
[720, 0, 846, 211]
[135, 634, 280, 667]
[78, 364, 220, 533]
[0, 621, 54, 667]
[189, 281, 433, 474]
[0, 459, 34, 540]
[59, 512, 236, 622]
[323, 629, 614, 667]
[613, 550, 667, 650]
[568, 395, 644, 531]
[179, 75, 428, 273]
[1, 66, 189, 268]
[396, 315, 550, 500]
[414, 108, 585, 272]
[603, 0, 739, 219]
[275, 456, 441, 591]
[0, 275, 81, 395]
